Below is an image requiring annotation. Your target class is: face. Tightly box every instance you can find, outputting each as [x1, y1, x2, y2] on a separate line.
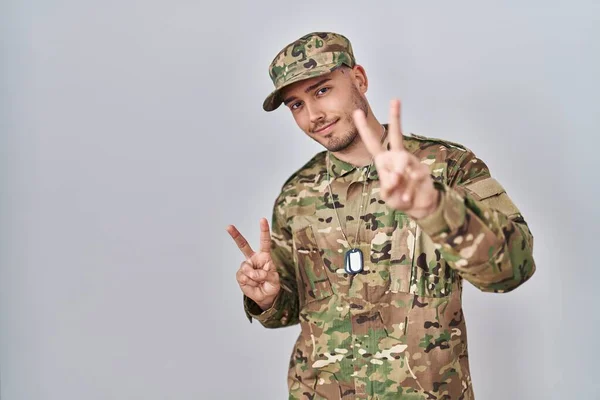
[280, 66, 369, 152]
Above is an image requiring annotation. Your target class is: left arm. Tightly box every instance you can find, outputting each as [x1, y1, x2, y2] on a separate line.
[415, 150, 536, 293]
[353, 99, 535, 293]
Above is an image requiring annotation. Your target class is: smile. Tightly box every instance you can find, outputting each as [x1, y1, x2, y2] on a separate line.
[313, 119, 338, 134]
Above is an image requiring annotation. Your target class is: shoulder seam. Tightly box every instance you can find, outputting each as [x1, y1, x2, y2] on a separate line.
[280, 151, 326, 190]
[408, 133, 468, 152]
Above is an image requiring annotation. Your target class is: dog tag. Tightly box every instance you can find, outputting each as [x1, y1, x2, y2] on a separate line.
[345, 248, 364, 274]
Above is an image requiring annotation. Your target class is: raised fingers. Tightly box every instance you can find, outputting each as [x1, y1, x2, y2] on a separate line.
[259, 218, 272, 253]
[226, 225, 254, 259]
[353, 109, 384, 157]
[388, 99, 405, 152]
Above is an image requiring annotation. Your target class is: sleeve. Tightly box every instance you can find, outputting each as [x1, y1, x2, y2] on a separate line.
[242, 191, 300, 328]
[415, 149, 536, 293]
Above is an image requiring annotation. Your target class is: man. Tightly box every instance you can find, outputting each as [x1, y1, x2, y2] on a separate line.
[226, 32, 535, 400]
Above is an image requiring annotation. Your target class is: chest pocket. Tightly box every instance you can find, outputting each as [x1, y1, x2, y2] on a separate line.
[288, 204, 334, 307]
[386, 212, 418, 294]
[293, 225, 334, 305]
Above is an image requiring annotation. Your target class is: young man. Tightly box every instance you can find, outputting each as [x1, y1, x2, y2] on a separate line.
[227, 32, 536, 400]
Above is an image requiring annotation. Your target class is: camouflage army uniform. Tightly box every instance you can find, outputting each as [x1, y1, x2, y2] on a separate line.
[245, 32, 536, 400]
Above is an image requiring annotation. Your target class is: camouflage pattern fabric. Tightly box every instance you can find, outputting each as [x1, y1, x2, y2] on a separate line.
[243, 130, 536, 399]
[263, 32, 355, 112]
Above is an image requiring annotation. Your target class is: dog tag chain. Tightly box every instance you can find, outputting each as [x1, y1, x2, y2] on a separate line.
[326, 152, 372, 274]
[325, 126, 386, 275]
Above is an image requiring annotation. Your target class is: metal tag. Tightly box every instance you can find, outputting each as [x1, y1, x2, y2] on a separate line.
[344, 248, 364, 274]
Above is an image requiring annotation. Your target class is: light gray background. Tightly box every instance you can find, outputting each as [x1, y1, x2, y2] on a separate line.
[2, 1, 599, 399]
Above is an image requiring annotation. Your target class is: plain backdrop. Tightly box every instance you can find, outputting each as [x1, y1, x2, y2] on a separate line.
[2, 1, 599, 399]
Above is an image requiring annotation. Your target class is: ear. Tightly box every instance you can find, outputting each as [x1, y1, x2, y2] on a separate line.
[351, 65, 369, 94]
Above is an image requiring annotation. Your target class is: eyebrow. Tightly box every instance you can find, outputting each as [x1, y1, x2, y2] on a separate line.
[283, 78, 332, 106]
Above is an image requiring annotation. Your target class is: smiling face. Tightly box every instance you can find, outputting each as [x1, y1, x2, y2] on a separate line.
[280, 66, 370, 152]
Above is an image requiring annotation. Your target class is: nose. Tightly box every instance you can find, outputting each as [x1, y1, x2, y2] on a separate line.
[306, 102, 326, 126]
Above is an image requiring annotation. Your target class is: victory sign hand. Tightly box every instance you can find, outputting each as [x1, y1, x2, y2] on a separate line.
[227, 218, 281, 311]
[353, 99, 440, 220]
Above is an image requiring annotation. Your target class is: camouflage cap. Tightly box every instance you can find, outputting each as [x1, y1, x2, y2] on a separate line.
[262, 32, 356, 112]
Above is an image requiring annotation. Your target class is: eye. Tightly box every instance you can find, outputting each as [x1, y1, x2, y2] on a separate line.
[316, 87, 330, 96]
[290, 101, 303, 110]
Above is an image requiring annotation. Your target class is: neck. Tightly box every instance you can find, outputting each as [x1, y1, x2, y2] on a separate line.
[331, 115, 385, 167]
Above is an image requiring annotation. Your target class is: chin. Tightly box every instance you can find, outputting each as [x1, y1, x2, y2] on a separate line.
[325, 132, 357, 152]
[325, 140, 352, 152]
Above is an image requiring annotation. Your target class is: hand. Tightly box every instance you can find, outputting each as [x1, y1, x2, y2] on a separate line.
[226, 218, 281, 311]
[353, 99, 440, 220]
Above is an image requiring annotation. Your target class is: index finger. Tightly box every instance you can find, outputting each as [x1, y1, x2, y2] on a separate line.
[226, 225, 254, 259]
[387, 99, 405, 151]
[353, 109, 385, 157]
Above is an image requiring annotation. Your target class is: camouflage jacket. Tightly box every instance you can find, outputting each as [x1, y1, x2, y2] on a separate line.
[243, 132, 536, 400]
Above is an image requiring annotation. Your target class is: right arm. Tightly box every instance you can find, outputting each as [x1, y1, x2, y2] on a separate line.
[243, 193, 300, 328]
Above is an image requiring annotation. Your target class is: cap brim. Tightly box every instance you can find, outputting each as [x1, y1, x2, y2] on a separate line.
[262, 88, 282, 112]
[262, 62, 346, 112]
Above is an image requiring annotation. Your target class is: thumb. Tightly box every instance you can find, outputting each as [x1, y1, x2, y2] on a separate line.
[264, 269, 280, 286]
